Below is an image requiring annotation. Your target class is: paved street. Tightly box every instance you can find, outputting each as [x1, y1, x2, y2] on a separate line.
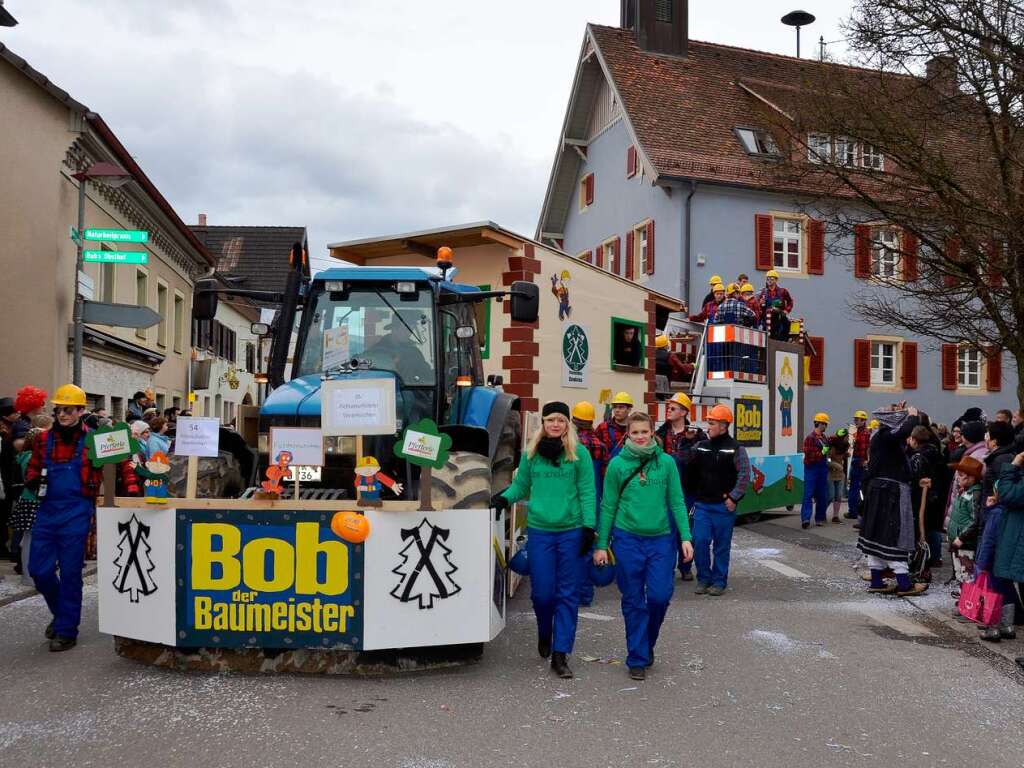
[2, 511, 1023, 768]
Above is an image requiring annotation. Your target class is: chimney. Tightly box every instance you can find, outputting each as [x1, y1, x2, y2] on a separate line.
[925, 55, 957, 95]
[621, 0, 688, 58]
[198, 213, 207, 226]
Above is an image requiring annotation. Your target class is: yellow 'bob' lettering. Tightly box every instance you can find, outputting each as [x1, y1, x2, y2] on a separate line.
[295, 522, 348, 595]
[242, 537, 294, 592]
[191, 524, 242, 590]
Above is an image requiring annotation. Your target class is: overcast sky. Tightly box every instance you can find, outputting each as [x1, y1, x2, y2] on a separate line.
[4, 0, 854, 272]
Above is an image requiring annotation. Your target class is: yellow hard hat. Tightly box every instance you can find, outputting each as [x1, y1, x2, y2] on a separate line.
[726, 282, 738, 293]
[869, 419, 880, 429]
[611, 391, 634, 407]
[51, 384, 87, 407]
[357, 456, 380, 470]
[766, 269, 780, 279]
[711, 283, 725, 293]
[572, 401, 596, 422]
[669, 392, 692, 410]
[814, 412, 830, 425]
[854, 410, 869, 420]
[709, 274, 722, 285]
[740, 283, 755, 293]
[655, 334, 669, 349]
[560, 269, 570, 280]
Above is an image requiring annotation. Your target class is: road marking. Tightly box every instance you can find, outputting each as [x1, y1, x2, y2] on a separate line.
[758, 560, 811, 579]
[856, 605, 935, 637]
[578, 611, 614, 622]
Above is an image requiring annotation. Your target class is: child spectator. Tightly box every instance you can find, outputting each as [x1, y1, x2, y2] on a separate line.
[947, 457, 985, 614]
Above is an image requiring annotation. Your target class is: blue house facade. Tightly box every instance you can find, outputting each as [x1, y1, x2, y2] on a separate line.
[537, 3, 1016, 423]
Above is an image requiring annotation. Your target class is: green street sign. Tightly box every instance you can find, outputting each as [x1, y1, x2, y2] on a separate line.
[83, 228, 149, 243]
[83, 250, 148, 265]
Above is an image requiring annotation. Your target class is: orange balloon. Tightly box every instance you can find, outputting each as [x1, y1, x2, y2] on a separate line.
[331, 511, 371, 543]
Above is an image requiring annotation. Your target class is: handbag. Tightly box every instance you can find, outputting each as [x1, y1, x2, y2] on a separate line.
[9, 497, 39, 531]
[958, 571, 1004, 626]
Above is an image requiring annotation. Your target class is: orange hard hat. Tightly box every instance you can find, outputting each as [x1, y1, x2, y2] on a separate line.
[708, 404, 733, 424]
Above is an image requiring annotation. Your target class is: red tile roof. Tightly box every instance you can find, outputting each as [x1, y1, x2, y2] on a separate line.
[589, 24, 920, 189]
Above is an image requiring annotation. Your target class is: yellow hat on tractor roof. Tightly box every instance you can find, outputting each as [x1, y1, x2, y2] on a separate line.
[572, 401, 596, 422]
[709, 274, 722, 285]
[726, 282, 738, 294]
[766, 269, 780, 279]
[814, 412, 830, 425]
[51, 384, 87, 407]
[740, 283, 755, 293]
[854, 410, 869, 420]
[669, 392, 692, 410]
[869, 419, 880, 429]
[655, 334, 669, 349]
[711, 283, 725, 293]
[611, 391, 634, 407]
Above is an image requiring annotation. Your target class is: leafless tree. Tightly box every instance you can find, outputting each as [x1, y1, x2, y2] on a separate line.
[758, 0, 1024, 405]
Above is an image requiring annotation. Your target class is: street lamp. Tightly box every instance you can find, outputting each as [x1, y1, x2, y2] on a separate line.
[70, 161, 133, 386]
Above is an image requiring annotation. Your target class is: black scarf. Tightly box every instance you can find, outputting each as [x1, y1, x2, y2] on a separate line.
[537, 436, 564, 465]
[54, 421, 82, 444]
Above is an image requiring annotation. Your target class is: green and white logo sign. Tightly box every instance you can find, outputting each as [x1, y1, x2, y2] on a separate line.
[561, 323, 590, 388]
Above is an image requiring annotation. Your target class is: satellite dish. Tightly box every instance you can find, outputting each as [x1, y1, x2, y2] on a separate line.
[781, 10, 816, 57]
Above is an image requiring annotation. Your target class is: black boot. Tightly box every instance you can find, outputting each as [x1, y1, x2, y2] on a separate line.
[44, 621, 55, 640]
[550, 652, 573, 679]
[49, 636, 76, 652]
[538, 636, 551, 659]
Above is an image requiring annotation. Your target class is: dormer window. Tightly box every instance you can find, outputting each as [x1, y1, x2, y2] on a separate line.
[735, 128, 780, 157]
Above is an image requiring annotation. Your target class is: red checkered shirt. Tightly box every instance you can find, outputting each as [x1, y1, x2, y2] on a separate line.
[577, 427, 609, 474]
[852, 427, 870, 461]
[25, 424, 140, 500]
[803, 432, 829, 466]
[595, 420, 628, 456]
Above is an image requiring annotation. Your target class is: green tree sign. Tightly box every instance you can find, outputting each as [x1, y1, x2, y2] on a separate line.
[85, 422, 141, 466]
[393, 418, 452, 470]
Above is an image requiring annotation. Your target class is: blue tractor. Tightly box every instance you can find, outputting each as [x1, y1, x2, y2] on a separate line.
[192, 244, 539, 506]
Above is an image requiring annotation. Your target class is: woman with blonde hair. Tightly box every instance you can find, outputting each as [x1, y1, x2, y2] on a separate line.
[492, 402, 595, 679]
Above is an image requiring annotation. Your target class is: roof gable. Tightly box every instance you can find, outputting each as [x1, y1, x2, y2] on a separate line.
[191, 225, 309, 294]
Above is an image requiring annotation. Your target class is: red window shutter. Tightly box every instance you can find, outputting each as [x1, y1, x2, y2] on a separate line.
[807, 335, 824, 385]
[625, 230, 635, 280]
[612, 236, 622, 274]
[646, 220, 655, 275]
[807, 219, 825, 275]
[581, 251, 591, 264]
[987, 240, 1004, 287]
[853, 339, 871, 387]
[626, 146, 637, 178]
[987, 345, 1002, 392]
[585, 174, 594, 206]
[755, 214, 773, 270]
[944, 238, 961, 287]
[854, 224, 872, 278]
[902, 230, 919, 282]
[941, 344, 958, 390]
[594, 246, 603, 270]
[901, 341, 918, 389]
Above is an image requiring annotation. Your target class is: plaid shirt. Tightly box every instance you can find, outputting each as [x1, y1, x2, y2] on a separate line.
[852, 427, 870, 461]
[577, 427, 608, 474]
[757, 286, 794, 313]
[26, 424, 140, 500]
[714, 298, 758, 327]
[595, 420, 628, 455]
[803, 431, 829, 465]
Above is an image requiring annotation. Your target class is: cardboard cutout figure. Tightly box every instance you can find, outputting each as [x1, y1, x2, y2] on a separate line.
[355, 456, 403, 501]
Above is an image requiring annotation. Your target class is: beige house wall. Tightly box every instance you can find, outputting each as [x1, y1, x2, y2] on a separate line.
[0, 58, 207, 405]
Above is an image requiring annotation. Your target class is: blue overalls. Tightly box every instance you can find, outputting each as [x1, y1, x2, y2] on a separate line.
[528, 527, 583, 654]
[578, 450, 603, 606]
[801, 454, 830, 524]
[29, 433, 93, 639]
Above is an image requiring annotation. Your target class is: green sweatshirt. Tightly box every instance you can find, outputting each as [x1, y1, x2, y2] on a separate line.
[598, 444, 689, 549]
[501, 448, 596, 531]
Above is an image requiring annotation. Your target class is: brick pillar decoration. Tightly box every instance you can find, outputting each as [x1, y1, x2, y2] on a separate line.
[502, 243, 541, 417]
[644, 294, 659, 416]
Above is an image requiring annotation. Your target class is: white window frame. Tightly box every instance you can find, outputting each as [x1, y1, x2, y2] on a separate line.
[173, 290, 185, 355]
[578, 173, 593, 211]
[772, 216, 803, 273]
[635, 223, 650, 278]
[872, 228, 901, 279]
[834, 136, 857, 167]
[602, 240, 616, 274]
[156, 280, 169, 348]
[861, 143, 885, 171]
[807, 133, 831, 164]
[735, 127, 779, 157]
[870, 340, 898, 386]
[957, 346, 982, 389]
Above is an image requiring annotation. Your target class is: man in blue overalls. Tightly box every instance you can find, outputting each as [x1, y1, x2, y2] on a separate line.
[25, 384, 139, 651]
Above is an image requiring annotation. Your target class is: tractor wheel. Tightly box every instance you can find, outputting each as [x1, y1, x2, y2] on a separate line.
[431, 451, 493, 509]
[491, 409, 521, 493]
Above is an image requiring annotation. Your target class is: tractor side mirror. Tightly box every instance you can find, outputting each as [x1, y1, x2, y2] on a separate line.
[509, 281, 539, 324]
[192, 279, 219, 321]
[250, 322, 270, 336]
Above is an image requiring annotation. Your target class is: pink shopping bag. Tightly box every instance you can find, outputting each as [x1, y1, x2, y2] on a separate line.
[958, 571, 1004, 626]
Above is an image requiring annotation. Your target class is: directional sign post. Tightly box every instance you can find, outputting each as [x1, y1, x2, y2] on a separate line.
[82, 301, 161, 329]
[83, 250, 148, 265]
[82, 228, 149, 243]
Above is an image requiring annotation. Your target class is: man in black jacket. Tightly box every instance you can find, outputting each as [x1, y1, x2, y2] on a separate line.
[984, 420, 1016, 500]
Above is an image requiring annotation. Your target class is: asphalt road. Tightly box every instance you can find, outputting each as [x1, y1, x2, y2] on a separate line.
[2, 512, 1022, 768]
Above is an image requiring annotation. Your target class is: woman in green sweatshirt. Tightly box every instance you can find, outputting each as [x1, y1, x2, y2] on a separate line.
[593, 411, 692, 680]
[491, 401, 595, 679]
